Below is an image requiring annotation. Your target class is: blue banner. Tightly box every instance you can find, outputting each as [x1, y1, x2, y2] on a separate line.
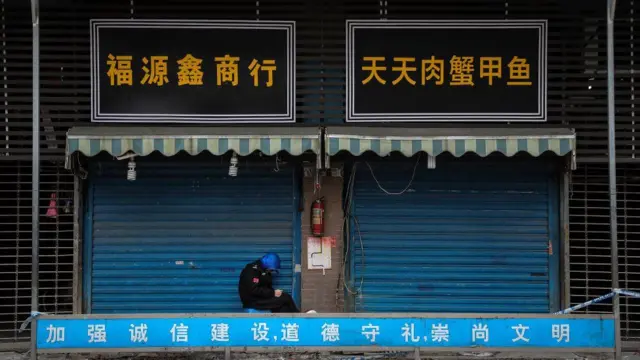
[36, 316, 614, 350]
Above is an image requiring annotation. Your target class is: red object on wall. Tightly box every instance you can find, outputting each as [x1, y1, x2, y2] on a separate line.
[46, 193, 58, 218]
[311, 197, 325, 237]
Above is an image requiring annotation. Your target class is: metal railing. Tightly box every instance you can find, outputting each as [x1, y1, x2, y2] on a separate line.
[0, 161, 73, 344]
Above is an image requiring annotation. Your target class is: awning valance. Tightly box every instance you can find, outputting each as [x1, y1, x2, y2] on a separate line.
[326, 127, 576, 158]
[66, 126, 321, 159]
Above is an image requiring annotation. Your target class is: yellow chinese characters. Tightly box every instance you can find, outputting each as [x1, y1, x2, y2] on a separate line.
[360, 55, 533, 87]
[141, 56, 169, 86]
[249, 59, 277, 87]
[392, 57, 417, 86]
[479, 57, 501, 86]
[507, 56, 532, 86]
[106, 54, 133, 86]
[449, 56, 474, 86]
[177, 54, 204, 86]
[105, 54, 279, 88]
[362, 57, 386, 85]
[215, 54, 240, 86]
[421, 56, 444, 86]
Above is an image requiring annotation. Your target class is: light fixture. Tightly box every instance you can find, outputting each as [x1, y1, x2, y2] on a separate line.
[115, 153, 138, 181]
[228, 152, 239, 177]
[127, 158, 137, 181]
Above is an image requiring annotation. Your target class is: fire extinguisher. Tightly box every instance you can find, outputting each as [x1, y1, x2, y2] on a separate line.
[311, 197, 325, 237]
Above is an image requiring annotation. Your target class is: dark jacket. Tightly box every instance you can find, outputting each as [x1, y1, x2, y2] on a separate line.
[238, 260, 275, 309]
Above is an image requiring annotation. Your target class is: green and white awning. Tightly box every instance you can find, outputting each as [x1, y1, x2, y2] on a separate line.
[66, 126, 321, 161]
[326, 127, 576, 158]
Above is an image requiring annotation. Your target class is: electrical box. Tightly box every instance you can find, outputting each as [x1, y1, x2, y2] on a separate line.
[307, 236, 332, 270]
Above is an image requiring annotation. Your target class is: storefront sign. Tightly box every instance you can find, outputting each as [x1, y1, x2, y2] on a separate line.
[37, 315, 613, 351]
[91, 20, 295, 123]
[346, 20, 547, 122]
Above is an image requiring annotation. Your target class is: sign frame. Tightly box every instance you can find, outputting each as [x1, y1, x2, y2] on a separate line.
[345, 19, 548, 123]
[90, 19, 296, 124]
[35, 313, 614, 354]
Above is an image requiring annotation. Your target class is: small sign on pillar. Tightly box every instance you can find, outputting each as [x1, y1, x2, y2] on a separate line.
[307, 236, 333, 270]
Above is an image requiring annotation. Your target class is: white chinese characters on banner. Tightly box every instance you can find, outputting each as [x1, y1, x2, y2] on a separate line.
[511, 324, 530, 343]
[170, 323, 189, 343]
[252, 323, 270, 342]
[401, 323, 420, 343]
[38, 319, 588, 348]
[88, 324, 107, 343]
[129, 323, 148, 343]
[472, 324, 489, 342]
[45, 325, 65, 344]
[552, 324, 570, 343]
[211, 323, 230, 342]
[361, 324, 380, 342]
[321, 323, 340, 342]
[431, 323, 449, 342]
[281, 323, 300, 342]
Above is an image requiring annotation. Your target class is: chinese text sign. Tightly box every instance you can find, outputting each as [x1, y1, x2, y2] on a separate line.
[37, 316, 613, 351]
[346, 20, 547, 122]
[91, 20, 295, 123]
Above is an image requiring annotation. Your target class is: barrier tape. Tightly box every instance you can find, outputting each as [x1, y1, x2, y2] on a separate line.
[616, 289, 640, 298]
[19, 311, 47, 332]
[554, 288, 640, 315]
[554, 291, 617, 314]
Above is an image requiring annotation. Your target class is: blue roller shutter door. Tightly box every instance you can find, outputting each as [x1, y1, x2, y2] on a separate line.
[84, 160, 298, 313]
[350, 160, 559, 313]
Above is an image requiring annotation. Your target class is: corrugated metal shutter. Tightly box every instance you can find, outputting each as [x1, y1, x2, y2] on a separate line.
[349, 158, 559, 313]
[84, 158, 298, 314]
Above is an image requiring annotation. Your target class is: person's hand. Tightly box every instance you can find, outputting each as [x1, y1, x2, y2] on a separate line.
[275, 289, 283, 297]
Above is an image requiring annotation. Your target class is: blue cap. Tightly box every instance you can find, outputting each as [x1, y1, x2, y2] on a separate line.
[260, 253, 281, 272]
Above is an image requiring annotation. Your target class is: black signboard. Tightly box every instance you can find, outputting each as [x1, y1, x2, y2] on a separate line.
[91, 20, 295, 123]
[346, 20, 547, 122]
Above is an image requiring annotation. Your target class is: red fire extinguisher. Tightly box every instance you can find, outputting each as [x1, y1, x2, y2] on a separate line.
[311, 197, 325, 237]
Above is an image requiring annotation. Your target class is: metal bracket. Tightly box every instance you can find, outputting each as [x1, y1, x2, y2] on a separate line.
[303, 166, 314, 178]
[427, 154, 436, 169]
[608, 0, 617, 21]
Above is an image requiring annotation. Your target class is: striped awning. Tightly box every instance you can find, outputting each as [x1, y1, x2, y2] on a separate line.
[326, 127, 576, 158]
[66, 126, 321, 159]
